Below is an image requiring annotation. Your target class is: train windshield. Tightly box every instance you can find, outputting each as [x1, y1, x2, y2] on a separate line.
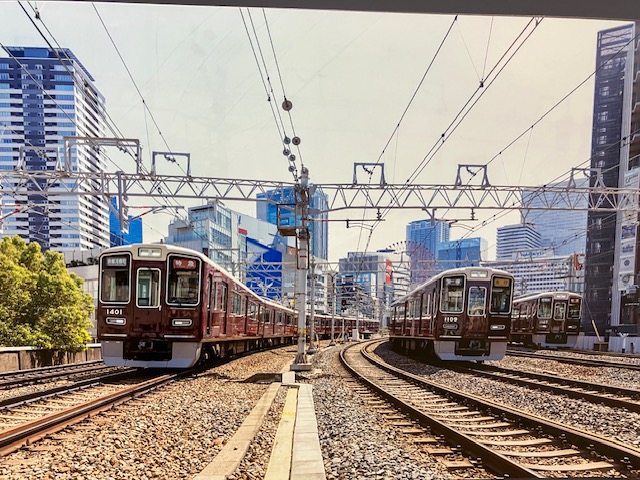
[568, 298, 581, 319]
[100, 255, 130, 303]
[489, 277, 512, 314]
[441, 276, 465, 313]
[167, 256, 201, 306]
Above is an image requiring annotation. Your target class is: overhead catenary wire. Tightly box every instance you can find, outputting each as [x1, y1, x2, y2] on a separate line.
[241, 8, 300, 182]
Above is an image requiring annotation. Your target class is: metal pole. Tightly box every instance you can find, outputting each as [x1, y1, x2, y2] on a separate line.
[292, 167, 312, 371]
[329, 273, 336, 346]
[355, 292, 360, 341]
[308, 258, 317, 354]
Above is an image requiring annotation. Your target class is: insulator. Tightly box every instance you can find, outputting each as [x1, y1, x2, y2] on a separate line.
[283, 136, 291, 145]
[292, 136, 301, 145]
[288, 165, 296, 172]
[283, 149, 290, 156]
[282, 99, 293, 111]
[289, 154, 296, 162]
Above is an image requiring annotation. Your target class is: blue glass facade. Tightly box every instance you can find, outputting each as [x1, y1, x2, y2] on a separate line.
[437, 237, 486, 270]
[256, 186, 329, 260]
[109, 197, 143, 246]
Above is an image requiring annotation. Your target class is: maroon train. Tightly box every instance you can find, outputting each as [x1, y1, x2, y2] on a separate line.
[389, 266, 515, 361]
[98, 244, 378, 368]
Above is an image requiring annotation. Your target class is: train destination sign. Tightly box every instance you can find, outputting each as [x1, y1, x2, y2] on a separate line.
[173, 258, 197, 270]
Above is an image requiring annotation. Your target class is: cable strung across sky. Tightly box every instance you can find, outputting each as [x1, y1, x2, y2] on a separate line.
[85, 0, 639, 21]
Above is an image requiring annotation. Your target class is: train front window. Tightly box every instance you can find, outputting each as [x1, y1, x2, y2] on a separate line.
[537, 297, 552, 319]
[100, 255, 130, 303]
[468, 286, 486, 316]
[137, 269, 160, 307]
[441, 276, 464, 313]
[553, 302, 567, 320]
[167, 256, 201, 306]
[568, 299, 581, 319]
[490, 277, 512, 314]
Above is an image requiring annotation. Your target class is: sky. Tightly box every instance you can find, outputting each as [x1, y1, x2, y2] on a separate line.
[0, 2, 630, 261]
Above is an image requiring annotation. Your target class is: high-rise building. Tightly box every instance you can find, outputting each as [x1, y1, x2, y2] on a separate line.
[337, 251, 395, 322]
[109, 197, 142, 247]
[585, 23, 640, 335]
[0, 46, 109, 251]
[522, 179, 588, 257]
[483, 251, 585, 297]
[496, 224, 541, 260]
[165, 200, 245, 277]
[437, 237, 487, 270]
[256, 186, 328, 260]
[405, 219, 449, 282]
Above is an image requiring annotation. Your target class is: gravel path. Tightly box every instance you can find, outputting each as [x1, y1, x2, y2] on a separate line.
[305, 344, 457, 480]
[374, 342, 640, 449]
[0, 348, 295, 480]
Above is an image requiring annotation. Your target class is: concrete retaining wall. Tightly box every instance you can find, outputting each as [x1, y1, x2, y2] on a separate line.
[0, 344, 102, 373]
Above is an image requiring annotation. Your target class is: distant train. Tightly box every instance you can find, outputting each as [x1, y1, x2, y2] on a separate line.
[97, 244, 377, 368]
[510, 291, 581, 348]
[389, 266, 514, 361]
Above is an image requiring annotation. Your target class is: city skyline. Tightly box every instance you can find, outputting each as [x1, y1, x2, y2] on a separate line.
[0, 4, 630, 262]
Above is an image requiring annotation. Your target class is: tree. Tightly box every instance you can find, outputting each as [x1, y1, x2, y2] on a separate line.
[0, 237, 93, 351]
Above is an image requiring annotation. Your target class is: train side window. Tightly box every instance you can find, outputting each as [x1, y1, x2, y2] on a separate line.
[468, 286, 486, 316]
[422, 293, 431, 316]
[286, 314, 292, 326]
[248, 301, 257, 320]
[553, 302, 566, 320]
[136, 268, 160, 308]
[264, 309, 272, 323]
[537, 298, 552, 319]
[276, 312, 283, 324]
[231, 292, 242, 315]
[441, 276, 465, 313]
[217, 284, 228, 313]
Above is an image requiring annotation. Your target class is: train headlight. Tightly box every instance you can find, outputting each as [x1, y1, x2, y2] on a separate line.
[172, 318, 193, 327]
[443, 323, 459, 330]
[106, 317, 126, 326]
[567, 325, 578, 329]
[490, 324, 506, 330]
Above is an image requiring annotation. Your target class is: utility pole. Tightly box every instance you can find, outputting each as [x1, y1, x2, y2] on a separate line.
[329, 272, 337, 346]
[291, 167, 313, 371]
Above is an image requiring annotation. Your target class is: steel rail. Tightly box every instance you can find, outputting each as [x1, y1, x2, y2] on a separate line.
[0, 369, 139, 408]
[0, 363, 114, 389]
[357, 340, 640, 471]
[0, 369, 194, 456]
[340, 342, 542, 478]
[438, 361, 640, 413]
[506, 350, 640, 371]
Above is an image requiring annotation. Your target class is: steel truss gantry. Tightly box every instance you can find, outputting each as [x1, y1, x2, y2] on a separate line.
[0, 168, 637, 213]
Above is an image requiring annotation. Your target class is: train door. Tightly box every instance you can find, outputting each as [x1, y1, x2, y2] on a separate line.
[430, 287, 437, 336]
[219, 283, 229, 335]
[206, 273, 213, 336]
[133, 267, 162, 334]
[466, 285, 487, 335]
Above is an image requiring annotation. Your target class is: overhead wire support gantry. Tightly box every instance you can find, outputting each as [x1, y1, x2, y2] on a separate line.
[1, 168, 634, 213]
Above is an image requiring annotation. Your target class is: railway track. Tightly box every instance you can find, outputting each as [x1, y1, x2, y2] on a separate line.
[0, 361, 115, 389]
[342, 340, 640, 478]
[438, 361, 640, 413]
[0, 369, 195, 456]
[506, 350, 640, 371]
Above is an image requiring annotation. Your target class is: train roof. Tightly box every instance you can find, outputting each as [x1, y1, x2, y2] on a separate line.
[391, 265, 513, 306]
[513, 291, 582, 303]
[100, 243, 296, 313]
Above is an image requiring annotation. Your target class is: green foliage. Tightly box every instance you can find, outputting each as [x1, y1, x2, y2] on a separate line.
[0, 237, 94, 351]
